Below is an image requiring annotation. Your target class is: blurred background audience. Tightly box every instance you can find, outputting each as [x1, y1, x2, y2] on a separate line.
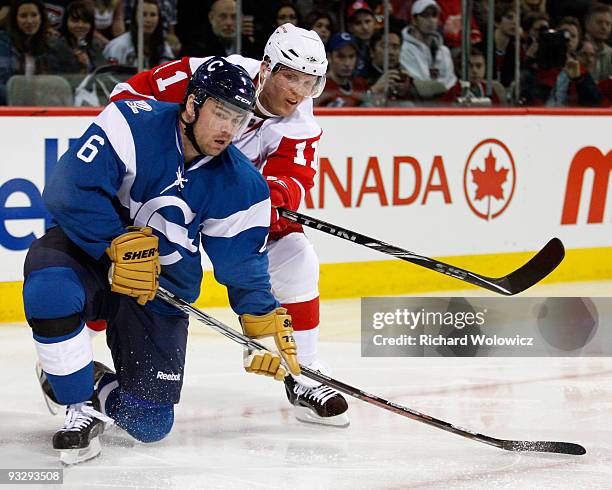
[103, 0, 172, 67]
[0, 0, 52, 102]
[0, 0, 608, 106]
[317, 31, 369, 106]
[92, 0, 124, 47]
[49, 0, 105, 74]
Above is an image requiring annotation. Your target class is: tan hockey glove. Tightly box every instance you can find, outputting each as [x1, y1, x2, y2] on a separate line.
[240, 308, 300, 380]
[106, 227, 161, 306]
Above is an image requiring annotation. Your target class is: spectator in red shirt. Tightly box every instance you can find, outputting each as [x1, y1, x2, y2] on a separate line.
[436, 0, 482, 50]
[316, 32, 369, 107]
[390, 0, 411, 24]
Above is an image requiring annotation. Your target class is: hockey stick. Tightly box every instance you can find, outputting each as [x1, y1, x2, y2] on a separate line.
[277, 207, 565, 296]
[157, 286, 586, 456]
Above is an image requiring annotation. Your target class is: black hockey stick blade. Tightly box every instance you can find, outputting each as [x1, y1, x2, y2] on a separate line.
[500, 440, 586, 455]
[489, 237, 565, 295]
[278, 207, 565, 295]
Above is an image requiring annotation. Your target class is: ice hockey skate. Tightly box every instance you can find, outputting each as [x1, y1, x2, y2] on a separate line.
[284, 360, 349, 428]
[53, 398, 114, 465]
[36, 361, 114, 415]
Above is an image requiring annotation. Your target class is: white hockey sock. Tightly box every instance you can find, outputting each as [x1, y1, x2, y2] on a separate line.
[293, 326, 319, 367]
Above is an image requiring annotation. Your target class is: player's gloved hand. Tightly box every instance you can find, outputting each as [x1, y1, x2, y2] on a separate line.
[106, 227, 161, 306]
[268, 178, 293, 234]
[240, 307, 300, 380]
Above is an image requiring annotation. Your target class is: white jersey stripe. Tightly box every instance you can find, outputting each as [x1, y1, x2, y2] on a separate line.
[95, 104, 138, 211]
[187, 155, 213, 171]
[148, 212, 198, 253]
[154, 58, 183, 75]
[159, 250, 182, 265]
[201, 199, 270, 238]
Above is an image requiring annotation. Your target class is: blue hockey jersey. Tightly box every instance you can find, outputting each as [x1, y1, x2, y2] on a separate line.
[43, 99, 278, 316]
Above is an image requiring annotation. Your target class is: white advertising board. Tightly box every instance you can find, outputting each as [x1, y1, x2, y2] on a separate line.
[304, 112, 611, 264]
[0, 110, 609, 284]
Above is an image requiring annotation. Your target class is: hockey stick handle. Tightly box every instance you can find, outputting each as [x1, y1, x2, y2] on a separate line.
[276, 207, 564, 296]
[156, 287, 585, 456]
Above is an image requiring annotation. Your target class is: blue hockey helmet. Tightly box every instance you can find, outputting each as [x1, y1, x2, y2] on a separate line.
[182, 57, 256, 156]
[184, 56, 256, 113]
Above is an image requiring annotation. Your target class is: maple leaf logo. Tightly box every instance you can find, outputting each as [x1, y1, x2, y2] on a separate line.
[470, 149, 510, 220]
[471, 150, 508, 201]
[463, 139, 516, 221]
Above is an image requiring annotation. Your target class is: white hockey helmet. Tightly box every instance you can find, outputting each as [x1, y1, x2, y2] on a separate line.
[263, 23, 327, 98]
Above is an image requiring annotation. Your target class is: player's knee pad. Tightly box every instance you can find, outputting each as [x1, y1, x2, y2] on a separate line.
[268, 234, 320, 303]
[108, 390, 174, 443]
[23, 267, 85, 337]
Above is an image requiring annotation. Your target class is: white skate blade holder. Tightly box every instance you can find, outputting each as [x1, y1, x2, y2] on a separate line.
[58, 437, 102, 465]
[294, 406, 350, 428]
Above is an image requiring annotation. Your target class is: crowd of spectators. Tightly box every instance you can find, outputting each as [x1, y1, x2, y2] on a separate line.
[0, 0, 609, 106]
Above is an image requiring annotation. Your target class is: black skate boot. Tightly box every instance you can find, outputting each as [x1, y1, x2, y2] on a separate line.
[284, 375, 349, 428]
[53, 396, 114, 465]
[36, 361, 114, 415]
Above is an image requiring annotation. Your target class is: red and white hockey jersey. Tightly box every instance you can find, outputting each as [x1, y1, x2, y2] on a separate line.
[110, 55, 322, 239]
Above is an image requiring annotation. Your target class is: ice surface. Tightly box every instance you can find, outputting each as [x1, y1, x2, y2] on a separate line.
[1, 282, 611, 489]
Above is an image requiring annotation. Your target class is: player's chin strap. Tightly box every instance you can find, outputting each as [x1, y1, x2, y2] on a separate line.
[255, 96, 279, 118]
[180, 109, 205, 157]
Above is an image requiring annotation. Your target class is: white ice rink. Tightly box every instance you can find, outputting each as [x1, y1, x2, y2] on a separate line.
[1, 281, 611, 489]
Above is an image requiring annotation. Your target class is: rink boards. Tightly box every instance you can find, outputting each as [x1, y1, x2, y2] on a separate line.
[0, 107, 610, 321]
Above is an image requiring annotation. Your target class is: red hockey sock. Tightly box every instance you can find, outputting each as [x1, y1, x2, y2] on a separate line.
[282, 296, 319, 331]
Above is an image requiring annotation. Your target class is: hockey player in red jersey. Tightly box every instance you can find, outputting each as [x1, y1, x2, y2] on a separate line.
[109, 23, 349, 427]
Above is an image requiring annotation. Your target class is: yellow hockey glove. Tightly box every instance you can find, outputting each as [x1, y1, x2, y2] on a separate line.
[106, 227, 161, 306]
[240, 307, 300, 380]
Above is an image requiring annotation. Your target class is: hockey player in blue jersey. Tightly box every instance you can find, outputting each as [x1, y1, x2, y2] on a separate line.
[22, 57, 300, 465]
